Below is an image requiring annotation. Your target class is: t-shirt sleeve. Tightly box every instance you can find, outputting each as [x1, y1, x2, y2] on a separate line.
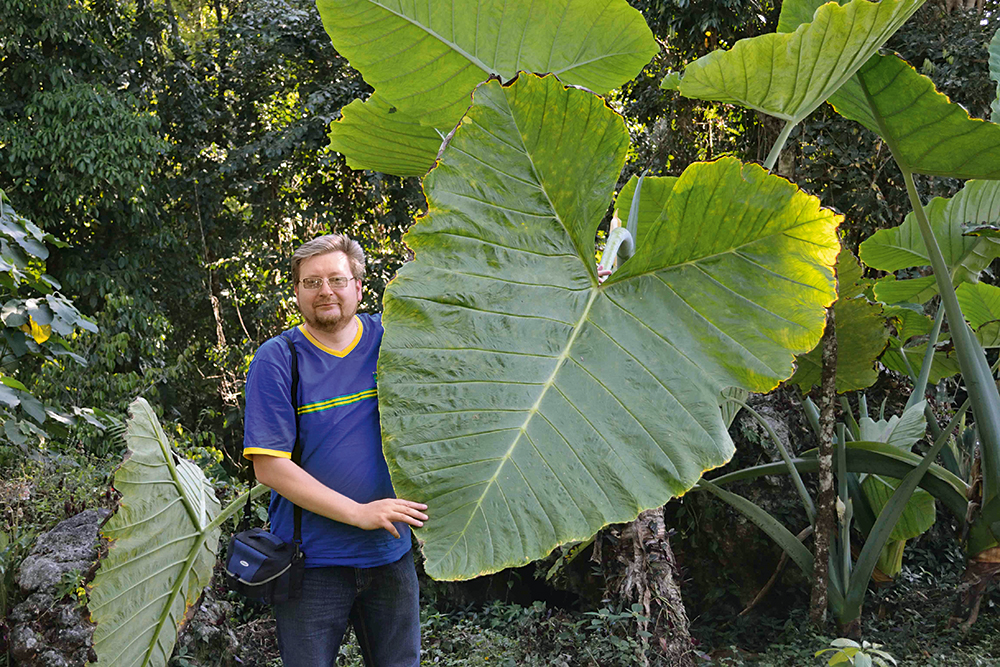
[243, 339, 296, 460]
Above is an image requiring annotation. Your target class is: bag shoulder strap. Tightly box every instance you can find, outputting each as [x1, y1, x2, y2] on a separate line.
[241, 332, 303, 546]
[284, 336, 303, 545]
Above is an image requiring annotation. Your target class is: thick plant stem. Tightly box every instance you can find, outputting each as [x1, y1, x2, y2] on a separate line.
[906, 306, 945, 412]
[810, 308, 837, 628]
[900, 169, 1000, 504]
[605, 508, 696, 667]
[206, 482, 271, 534]
[764, 120, 795, 172]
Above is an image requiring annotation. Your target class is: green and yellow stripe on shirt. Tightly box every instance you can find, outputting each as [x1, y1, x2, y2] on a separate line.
[297, 387, 377, 415]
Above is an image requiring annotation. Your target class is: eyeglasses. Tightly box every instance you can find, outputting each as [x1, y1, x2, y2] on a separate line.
[299, 276, 356, 290]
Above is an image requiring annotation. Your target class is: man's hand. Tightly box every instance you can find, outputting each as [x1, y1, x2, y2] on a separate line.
[253, 455, 428, 538]
[598, 267, 612, 284]
[354, 499, 429, 538]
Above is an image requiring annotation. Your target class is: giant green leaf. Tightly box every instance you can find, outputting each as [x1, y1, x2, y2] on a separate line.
[859, 180, 1000, 285]
[662, 0, 923, 126]
[789, 249, 888, 393]
[831, 53, 1000, 178]
[90, 398, 222, 667]
[319, 0, 657, 176]
[378, 73, 839, 580]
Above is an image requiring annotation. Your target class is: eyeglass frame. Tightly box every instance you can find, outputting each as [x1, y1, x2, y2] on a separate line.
[297, 276, 358, 290]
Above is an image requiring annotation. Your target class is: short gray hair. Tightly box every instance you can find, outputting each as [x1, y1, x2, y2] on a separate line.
[291, 234, 366, 284]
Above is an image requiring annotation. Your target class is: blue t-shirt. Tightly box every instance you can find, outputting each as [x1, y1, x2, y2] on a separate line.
[242, 314, 410, 568]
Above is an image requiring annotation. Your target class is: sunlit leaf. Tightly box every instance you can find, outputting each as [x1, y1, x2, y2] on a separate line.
[832, 53, 1000, 178]
[665, 0, 923, 125]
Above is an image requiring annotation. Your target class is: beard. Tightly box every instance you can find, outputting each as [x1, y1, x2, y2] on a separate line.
[303, 300, 356, 333]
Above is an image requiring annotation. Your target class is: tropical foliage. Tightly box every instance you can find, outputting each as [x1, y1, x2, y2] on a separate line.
[13, 0, 1000, 662]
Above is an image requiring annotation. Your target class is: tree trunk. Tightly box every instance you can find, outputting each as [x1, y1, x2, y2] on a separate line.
[953, 548, 1000, 629]
[603, 508, 696, 667]
[810, 308, 838, 629]
[953, 452, 1000, 629]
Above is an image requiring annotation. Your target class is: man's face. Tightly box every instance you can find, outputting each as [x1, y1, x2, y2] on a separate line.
[294, 251, 362, 334]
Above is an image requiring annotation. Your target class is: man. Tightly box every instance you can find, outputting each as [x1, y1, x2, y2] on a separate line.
[243, 233, 428, 666]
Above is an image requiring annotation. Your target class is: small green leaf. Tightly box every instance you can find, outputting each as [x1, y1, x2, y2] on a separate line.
[860, 180, 1000, 285]
[873, 276, 938, 306]
[660, 71, 681, 90]
[0, 376, 29, 392]
[881, 304, 933, 342]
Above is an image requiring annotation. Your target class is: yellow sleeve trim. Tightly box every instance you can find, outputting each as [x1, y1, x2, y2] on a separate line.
[243, 447, 293, 461]
[298, 316, 363, 357]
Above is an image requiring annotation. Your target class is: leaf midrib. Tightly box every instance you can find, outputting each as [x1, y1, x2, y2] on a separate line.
[427, 287, 599, 570]
[428, 80, 604, 570]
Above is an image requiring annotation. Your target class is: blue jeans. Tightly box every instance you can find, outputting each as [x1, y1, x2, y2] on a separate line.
[273, 552, 420, 666]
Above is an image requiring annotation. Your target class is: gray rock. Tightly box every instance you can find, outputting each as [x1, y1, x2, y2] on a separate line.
[10, 507, 243, 666]
[9, 509, 108, 666]
[16, 509, 110, 595]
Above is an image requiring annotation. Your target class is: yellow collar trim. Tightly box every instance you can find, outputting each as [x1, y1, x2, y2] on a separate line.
[299, 317, 363, 357]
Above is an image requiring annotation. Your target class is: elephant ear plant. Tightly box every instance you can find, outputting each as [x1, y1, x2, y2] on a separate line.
[668, 0, 1000, 629]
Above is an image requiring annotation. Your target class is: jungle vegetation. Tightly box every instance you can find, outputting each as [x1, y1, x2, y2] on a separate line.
[5, 0, 1000, 665]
